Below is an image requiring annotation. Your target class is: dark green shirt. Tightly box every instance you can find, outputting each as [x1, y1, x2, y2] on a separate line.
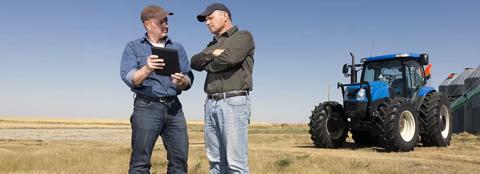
[191, 26, 255, 94]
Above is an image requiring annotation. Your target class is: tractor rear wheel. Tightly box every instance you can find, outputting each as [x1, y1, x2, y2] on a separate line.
[308, 101, 348, 148]
[377, 98, 419, 151]
[420, 92, 452, 147]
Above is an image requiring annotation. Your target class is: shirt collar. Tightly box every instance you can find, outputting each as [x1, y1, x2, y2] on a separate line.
[141, 33, 172, 45]
[214, 26, 238, 40]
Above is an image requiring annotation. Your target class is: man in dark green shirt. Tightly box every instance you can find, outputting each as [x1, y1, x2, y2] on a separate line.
[191, 3, 255, 174]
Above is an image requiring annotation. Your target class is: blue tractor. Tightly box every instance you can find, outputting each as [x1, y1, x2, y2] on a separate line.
[308, 53, 452, 151]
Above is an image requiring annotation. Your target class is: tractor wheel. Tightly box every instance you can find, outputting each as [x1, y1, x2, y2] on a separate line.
[308, 101, 348, 148]
[351, 131, 377, 146]
[420, 92, 452, 147]
[377, 98, 419, 151]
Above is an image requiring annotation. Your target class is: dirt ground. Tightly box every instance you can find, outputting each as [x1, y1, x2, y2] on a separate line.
[1, 118, 479, 174]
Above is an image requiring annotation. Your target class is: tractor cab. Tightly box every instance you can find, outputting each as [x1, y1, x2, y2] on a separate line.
[360, 53, 430, 100]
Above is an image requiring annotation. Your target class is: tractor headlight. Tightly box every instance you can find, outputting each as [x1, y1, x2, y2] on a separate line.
[356, 88, 367, 100]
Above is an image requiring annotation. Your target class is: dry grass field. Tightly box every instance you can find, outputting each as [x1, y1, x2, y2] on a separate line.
[1, 117, 479, 174]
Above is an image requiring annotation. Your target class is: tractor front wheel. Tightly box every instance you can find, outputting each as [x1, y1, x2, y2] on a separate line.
[377, 98, 419, 152]
[309, 101, 348, 148]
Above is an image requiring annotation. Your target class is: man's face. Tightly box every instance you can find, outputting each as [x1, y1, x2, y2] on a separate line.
[205, 10, 227, 35]
[145, 17, 169, 38]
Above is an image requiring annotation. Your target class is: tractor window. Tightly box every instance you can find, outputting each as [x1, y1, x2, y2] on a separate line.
[363, 67, 375, 82]
[404, 60, 425, 98]
[362, 60, 404, 96]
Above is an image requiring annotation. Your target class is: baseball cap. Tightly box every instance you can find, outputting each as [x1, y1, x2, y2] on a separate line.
[141, 5, 173, 22]
[197, 3, 231, 22]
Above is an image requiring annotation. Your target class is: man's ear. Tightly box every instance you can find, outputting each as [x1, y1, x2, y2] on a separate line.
[222, 11, 229, 22]
[143, 21, 151, 30]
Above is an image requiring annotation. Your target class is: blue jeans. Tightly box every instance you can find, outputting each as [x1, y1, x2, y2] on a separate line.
[204, 95, 251, 174]
[129, 97, 188, 174]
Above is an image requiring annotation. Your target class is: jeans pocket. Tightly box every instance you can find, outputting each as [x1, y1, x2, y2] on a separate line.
[225, 96, 248, 106]
[204, 97, 209, 107]
[134, 98, 152, 107]
[166, 99, 183, 116]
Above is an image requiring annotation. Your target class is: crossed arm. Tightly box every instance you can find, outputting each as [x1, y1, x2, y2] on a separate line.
[191, 32, 254, 73]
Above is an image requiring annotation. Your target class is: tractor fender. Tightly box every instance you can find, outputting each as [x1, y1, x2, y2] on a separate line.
[414, 86, 436, 110]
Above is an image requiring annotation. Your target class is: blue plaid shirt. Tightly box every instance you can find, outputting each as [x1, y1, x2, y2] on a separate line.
[120, 34, 194, 97]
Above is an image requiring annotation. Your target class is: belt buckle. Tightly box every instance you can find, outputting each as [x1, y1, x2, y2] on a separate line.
[159, 97, 172, 103]
[214, 93, 223, 100]
[208, 93, 223, 100]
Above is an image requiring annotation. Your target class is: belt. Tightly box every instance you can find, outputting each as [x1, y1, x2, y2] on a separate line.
[135, 93, 176, 103]
[207, 91, 249, 100]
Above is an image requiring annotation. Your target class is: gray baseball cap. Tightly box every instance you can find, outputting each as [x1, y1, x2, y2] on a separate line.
[197, 3, 231, 22]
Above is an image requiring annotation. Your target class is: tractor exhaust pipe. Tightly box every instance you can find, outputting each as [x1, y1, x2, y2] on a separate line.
[350, 52, 356, 83]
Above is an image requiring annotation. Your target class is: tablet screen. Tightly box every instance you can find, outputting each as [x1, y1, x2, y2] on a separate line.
[151, 47, 181, 76]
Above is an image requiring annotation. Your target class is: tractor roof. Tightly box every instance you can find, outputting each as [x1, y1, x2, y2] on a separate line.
[364, 53, 423, 62]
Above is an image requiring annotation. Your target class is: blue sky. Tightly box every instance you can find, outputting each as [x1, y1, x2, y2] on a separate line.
[1, 0, 479, 123]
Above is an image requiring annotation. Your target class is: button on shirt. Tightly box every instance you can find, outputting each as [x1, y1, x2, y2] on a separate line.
[120, 34, 194, 97]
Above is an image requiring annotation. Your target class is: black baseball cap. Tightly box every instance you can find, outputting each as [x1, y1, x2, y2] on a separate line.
[197, 3, 231, 22]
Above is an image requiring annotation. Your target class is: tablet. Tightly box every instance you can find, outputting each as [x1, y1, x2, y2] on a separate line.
[151, 47, 181, 76]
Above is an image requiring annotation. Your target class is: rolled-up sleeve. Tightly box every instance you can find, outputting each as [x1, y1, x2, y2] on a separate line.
[204, 31, 254, 73]
[120, 42, 138, 88]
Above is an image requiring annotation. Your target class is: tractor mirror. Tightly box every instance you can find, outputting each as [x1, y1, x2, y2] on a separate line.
[419, 54, 429, 65]
[342, 64, 349, 74]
